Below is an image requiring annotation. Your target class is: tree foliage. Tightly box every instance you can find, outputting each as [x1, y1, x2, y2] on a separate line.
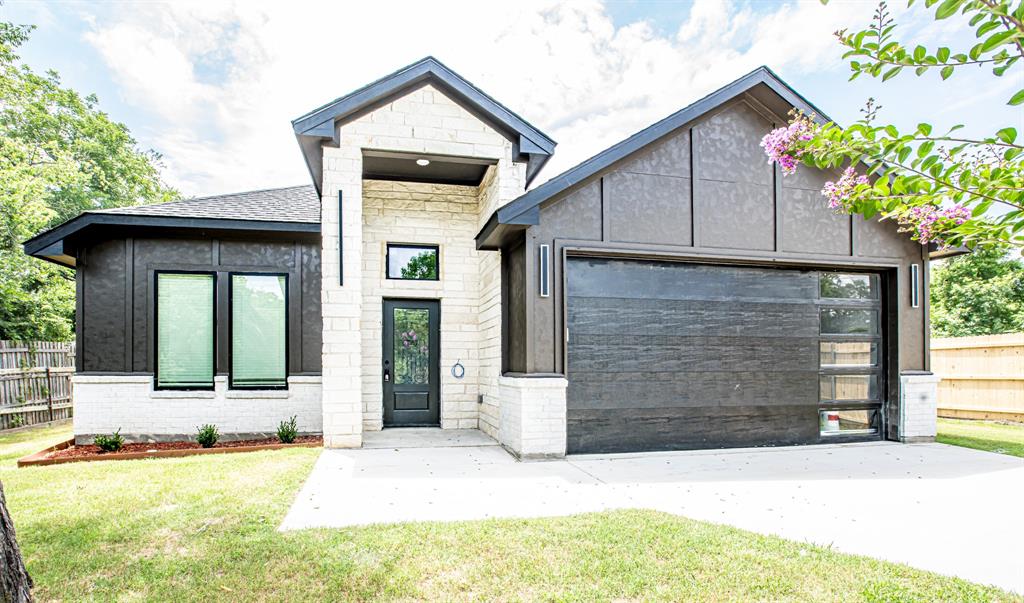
[762, 0, 1024, 250]
[931, 247, 1024, 335]
[0, 22, 176, 340]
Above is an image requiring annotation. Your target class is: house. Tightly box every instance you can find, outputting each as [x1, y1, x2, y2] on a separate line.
[23, 58, 940, 457]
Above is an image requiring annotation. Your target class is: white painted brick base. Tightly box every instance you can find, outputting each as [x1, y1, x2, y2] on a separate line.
[498, 376, 568, 459]
[900, 372, 940, 442]
[72, 375, 322, 444]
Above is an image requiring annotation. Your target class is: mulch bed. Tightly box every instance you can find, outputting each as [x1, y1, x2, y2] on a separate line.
[18, 435, 322, 467]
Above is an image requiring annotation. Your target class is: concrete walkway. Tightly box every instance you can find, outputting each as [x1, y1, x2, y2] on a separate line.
[281, 432, 1024, 593]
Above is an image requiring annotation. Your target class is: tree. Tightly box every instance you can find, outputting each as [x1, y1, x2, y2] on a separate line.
[931, 247, 1024, 335]
[0, 482, 31, 602]
[761, 0, 1024, 250]
[0, 22, 176, 340]
[400, 251, 438, 280]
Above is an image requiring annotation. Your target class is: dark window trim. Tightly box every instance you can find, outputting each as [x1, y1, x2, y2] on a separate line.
[816, 271, 885, 440]
[228, 272, 290, 391]
[385, 243, 440, 281]
[154, 270, 217, 391]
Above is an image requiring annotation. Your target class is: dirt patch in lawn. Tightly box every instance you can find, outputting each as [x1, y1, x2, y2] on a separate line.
[18, 435, 322, 467]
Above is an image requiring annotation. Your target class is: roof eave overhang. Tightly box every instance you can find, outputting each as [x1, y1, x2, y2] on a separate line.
[928, 243, 971, 260]
[292, 57, 556, 196]
[24, 214, 321, 269]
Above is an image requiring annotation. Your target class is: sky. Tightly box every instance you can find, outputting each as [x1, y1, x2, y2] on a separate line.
[3, 0, 1022, 198]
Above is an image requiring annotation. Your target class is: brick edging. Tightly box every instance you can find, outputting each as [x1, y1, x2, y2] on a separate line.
[17, 439, 321, 467]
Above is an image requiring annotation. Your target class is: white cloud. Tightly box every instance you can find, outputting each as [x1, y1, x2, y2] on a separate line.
[79, 0, 889, 196]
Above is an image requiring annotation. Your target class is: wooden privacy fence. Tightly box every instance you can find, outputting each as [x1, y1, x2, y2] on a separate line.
[0, 341, 75, 430]
[931, 333, 1024, 422]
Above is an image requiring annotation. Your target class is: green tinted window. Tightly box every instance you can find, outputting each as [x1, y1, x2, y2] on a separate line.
[157, 273, 214, 388]
[231, 274, 287, 388]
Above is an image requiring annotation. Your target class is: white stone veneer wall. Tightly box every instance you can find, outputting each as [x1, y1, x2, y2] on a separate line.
[320, 84, 526, 446]
[361, 180, 481, 430]
[72, 375, 322, 444]
[899, 372, 940, 442]
[498, 376, 568, 458]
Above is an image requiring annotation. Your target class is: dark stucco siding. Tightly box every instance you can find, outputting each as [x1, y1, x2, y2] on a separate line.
[515, 95, 929, 379]
[78, 234, 322, 375]
[82, 239, 128, 372]
[502, 236, 528, 373]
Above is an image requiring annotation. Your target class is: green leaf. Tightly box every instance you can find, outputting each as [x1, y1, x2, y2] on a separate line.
[977, 20, 1000, 37]
[981, 31, 1014, 53]
[915, 66, 929, 75]
[997, 127, 1017, 143]
[883, 66, 902, 81]
[913, 45, 927, 61]
[917, 123, 932, 136]
[940, 65, 954, 79]
[1010, 89, 1024, 106]
[935, 0, 963, 19]
[936, 47, 950, 62]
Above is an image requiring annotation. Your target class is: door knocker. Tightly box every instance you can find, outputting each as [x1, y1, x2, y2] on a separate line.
[451, 359, 465, 379]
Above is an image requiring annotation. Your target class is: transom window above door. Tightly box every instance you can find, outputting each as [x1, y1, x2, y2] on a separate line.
[386, 244, 439, 280]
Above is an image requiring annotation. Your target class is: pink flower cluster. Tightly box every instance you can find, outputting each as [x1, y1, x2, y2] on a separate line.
[821, 167, 870, 210]
[897, 204, 971, 245]
[760, 119, 813, 174]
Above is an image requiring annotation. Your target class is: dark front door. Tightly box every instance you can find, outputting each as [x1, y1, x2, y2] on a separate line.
[383, 299, 440, 427]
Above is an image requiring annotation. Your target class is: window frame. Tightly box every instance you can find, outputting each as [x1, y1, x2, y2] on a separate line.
[385, 243, 440, 281]
[227, 271, 290, 391]
[816, 271, 885, 438]
[153, 270, 217, 391]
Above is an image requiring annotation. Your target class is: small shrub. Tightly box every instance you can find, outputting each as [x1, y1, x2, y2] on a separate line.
[277, 415, 298, 444]
[195, 424, 220, 448]
[94, 429, 124, 453]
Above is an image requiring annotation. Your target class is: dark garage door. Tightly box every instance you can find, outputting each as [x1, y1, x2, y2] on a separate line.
[566, 258, 883, 454]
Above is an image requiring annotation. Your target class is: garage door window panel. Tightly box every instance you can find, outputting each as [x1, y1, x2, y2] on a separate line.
[816, 272, 883, 437]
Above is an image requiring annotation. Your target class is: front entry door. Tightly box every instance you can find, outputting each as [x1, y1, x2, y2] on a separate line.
[383, 299, 440, 426]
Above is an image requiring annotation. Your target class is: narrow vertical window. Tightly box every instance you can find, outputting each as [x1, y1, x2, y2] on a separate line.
[231, 274, 287, 388]
[539, 244, 550, 298]
[156, 273, 214, 389]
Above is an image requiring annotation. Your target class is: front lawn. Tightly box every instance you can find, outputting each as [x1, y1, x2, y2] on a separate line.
[1, 424, 1018, 601]
[937, 417, 1024, 458]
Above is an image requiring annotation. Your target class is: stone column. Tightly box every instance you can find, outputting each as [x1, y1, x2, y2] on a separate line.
[320, 147, 364, 448]
[899, 371, 940, 443]
[498, 375, 568, 459]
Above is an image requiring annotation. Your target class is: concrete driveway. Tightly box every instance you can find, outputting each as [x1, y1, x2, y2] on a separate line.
[281, 432, 1024, 593]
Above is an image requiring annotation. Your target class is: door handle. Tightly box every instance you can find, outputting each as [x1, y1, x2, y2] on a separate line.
[383, 360, 391, 383]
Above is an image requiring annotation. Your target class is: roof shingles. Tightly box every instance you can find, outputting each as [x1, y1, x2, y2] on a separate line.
[90, 185, 320, 224]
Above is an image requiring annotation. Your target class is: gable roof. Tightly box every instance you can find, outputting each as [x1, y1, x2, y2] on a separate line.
[475, 66, 830, 250]
[24, 185, 320, 268]
[292, 56, 556, 194]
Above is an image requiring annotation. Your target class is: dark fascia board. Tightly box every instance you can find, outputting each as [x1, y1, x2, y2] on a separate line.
[292, 57, 556, 194]
[23, 213, 321, 266]
[928, 243, 971, 260]
[474, 66, 831, 248]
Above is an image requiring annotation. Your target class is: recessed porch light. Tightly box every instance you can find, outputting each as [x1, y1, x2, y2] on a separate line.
[416, 158, 430, 166]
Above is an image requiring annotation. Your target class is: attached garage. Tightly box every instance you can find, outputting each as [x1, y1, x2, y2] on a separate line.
[565, 258, 884, 454]
[479, 67, 935, 458]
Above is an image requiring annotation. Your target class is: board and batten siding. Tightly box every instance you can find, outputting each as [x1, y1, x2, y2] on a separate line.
[76, 235, 322, 376]
[522, 95, 928, 384]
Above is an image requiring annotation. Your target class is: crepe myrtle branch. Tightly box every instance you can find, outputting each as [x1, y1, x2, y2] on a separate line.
[764, 0, 1024, 250]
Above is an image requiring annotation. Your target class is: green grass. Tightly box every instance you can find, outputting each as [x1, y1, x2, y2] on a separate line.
[1, 424, 1019, 602]
[937, 418, 1024, 458]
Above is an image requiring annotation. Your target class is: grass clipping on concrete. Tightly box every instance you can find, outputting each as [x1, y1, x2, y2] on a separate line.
[1, 423, 1019, 602]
